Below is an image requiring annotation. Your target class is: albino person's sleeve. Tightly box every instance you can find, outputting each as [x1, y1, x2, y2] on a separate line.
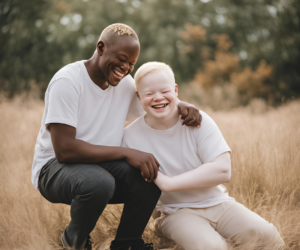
[126, 76, 145, 121]
[154, 112, 232, 192]
[196, 113, 231, 164]
[45, 78, 79, 131]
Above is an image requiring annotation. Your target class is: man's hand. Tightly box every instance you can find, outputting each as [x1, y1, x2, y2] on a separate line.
[178, 101, 202, 127]
[123, 148, 160, 182]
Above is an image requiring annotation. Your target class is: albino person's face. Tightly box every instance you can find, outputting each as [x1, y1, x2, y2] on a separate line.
[137, 69, 178, 120]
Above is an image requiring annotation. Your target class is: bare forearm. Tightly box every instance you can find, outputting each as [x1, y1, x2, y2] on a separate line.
[49, 123, 160, 181]
[170, 160, 230, 191]
[155, 153, 231, 192]
[55, 138, 126, 163]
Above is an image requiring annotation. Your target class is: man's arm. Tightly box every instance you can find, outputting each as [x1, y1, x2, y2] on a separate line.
[49, 123, 160, 181]
[154, 152, 231, 192]
[177, 100, 202, 128]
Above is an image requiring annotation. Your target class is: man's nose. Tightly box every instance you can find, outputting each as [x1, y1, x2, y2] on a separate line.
[120, 63, 130, 72]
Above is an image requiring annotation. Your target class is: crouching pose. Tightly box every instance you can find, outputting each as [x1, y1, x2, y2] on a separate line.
[32, 24, 202, 250]
[122, 62, 285, 250]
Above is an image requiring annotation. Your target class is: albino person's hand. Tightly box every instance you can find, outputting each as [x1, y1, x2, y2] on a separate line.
[178, 101, 202, 128]
[123, 148, 160, 182]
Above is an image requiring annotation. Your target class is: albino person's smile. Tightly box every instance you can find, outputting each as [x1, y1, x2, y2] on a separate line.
[151, 103, 169, 111]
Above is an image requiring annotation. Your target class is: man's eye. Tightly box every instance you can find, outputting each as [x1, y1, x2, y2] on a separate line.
[118, 57, 125, 62]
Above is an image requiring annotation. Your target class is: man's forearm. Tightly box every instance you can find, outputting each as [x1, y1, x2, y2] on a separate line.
[49, 123, 160, 181]
[55, 137, 127, 164]
[176, 99, 201, 127]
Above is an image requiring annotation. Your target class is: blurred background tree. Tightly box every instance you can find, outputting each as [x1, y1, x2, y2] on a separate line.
[0, 0, 299, 107]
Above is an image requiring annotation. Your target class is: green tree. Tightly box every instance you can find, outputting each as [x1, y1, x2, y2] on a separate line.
[0, 0, 299, 103]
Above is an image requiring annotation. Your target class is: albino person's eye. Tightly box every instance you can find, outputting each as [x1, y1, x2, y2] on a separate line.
[162, 90, 170, 93]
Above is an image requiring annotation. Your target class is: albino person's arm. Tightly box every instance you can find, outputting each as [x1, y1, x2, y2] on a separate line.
[154, 152, 231, 192]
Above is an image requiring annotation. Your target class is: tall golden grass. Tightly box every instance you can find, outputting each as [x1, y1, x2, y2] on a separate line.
[0, 96, 299, 250]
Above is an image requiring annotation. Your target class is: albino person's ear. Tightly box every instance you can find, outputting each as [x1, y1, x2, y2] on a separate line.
[136, 91, 141, 101]
[96, 41, 105, 56]
[175, 84, 178, 97]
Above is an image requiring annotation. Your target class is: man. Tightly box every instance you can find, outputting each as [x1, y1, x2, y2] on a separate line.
[122, 61, 285, 250]
[32, 24, 201, 250]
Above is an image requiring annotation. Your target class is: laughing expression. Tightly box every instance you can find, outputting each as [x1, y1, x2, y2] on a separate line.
[98, 36, 140, 87]
[137, 69, 178, 120]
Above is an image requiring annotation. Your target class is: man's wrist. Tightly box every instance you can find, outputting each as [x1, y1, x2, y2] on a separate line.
[121, 147, 129, 160]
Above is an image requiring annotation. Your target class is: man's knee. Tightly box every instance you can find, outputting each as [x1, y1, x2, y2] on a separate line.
[103, 160, 161, 201]
[115, 160, 141, 179]
[114, 160, 160, 189]
[75, 166, 116, 201]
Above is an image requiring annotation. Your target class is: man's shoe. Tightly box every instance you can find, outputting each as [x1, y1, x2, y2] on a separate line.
[111, 241, 154, 250]
[131, 242, 154, 250]
[61, 230, 92, 250]
[84, 236, 92, 250]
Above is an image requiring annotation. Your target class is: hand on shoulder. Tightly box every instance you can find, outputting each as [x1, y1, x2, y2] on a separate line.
[178, 101, 202, 128]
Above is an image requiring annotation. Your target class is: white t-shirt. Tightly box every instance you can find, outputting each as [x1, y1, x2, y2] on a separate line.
[31, 60, 144, 190]
[122, 112, 234, 214]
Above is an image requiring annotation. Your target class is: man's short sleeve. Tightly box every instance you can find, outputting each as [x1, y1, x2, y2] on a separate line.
[121, 140, 128, 148]
[45, 78, 79, 131]
[196, 112, 231, 164]
[125, 76, 145, 121]
[126, 95, 145, 121]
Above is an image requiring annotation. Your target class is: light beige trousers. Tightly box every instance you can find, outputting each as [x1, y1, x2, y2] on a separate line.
[154, 201, 284, 250]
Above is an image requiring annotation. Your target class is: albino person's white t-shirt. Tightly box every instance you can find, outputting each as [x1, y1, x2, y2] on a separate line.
[31, 60, 144, 190]
[122, 112, 234, 214]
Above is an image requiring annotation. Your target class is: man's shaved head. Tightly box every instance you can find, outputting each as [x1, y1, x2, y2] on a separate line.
[98, 23, 139, 47]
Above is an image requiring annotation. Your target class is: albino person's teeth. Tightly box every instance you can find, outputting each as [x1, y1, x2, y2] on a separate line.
[152, 104, 167, 108]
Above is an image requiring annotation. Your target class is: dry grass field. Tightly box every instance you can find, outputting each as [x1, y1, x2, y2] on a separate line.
[0, 96, 299, 250]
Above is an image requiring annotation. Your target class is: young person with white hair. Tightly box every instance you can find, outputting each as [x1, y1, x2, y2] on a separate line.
[122, 62, 285, 250]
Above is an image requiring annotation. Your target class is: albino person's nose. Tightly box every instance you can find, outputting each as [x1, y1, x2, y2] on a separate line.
[153, 92, 164, 101]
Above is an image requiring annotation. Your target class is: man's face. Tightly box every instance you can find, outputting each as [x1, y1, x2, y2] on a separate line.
[98, 36, 140, 87]
[137, 69, 178, 120]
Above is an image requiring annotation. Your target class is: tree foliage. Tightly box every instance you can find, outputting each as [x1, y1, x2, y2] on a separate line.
[0, 0, 299, 103]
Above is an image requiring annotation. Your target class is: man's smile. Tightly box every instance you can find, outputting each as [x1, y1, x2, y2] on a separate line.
[112, 68, 126, 80]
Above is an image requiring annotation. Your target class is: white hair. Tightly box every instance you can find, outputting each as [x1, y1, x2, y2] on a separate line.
[134, 62, 175, 88]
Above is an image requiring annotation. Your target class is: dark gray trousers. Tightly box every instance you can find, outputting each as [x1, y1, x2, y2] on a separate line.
[38, 158, 161, 248]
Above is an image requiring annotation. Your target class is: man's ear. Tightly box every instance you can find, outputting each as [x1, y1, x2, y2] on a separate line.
[96, 41, 105, 56]
[136, 91, 141, 101]
[175, 84, 178, 97]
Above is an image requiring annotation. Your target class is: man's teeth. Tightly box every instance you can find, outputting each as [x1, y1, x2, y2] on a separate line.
[113, 69, 125, 77]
